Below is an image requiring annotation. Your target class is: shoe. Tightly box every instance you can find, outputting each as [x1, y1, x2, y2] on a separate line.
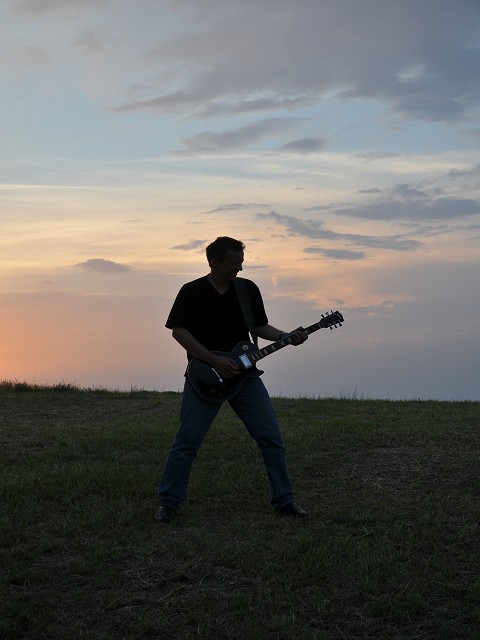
[277, 501, 308, 518]
[154, 505, 176, 523]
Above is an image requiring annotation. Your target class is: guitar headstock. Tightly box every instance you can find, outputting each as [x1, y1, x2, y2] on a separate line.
[319, 310, 344, 329]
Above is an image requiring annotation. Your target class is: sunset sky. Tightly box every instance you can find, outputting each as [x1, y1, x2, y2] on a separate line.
[1, 0, 479, 400]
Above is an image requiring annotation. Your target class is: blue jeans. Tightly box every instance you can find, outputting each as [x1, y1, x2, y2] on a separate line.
[158, 376, 294, 509]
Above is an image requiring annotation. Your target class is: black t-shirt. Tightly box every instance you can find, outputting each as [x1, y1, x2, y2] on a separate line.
[165, 275, 268, 356]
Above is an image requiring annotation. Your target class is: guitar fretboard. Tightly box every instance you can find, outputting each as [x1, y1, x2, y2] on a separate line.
[247, 312, 343, 364]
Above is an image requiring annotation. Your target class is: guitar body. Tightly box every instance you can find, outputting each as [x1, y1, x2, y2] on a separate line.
[187, 342, 263, 403]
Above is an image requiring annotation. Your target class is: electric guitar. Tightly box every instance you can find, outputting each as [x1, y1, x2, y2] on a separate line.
[187, 310, 344, 403]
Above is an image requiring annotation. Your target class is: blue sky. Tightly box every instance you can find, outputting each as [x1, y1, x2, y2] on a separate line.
[1, 0, 479, 399]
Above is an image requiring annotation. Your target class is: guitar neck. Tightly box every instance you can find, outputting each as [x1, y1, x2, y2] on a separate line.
[251, 320, 331, 363]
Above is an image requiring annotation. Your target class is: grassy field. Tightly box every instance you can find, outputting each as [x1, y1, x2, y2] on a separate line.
[1, 382, 479, 639]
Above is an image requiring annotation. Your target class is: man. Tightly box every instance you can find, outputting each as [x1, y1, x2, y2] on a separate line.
[155, 236, 308, 523]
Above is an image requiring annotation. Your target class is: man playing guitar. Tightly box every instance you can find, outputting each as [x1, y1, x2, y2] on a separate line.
[155, 236, 309, 523]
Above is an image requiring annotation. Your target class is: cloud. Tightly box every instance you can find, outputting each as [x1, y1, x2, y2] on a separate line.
[206, 203, 270, 213]
[279, 138, 325, 154]
[177, 117, 299, 153]
[171, 240, 206, 251]
[11, 1, 480, 131]
[73, 29, 106, 55]
[304, 247, 367, 261]
[113, 0, 480, 123]
[74, 258, 132, 274]
[447, 165, 480, 179]
[355, 152, 400, 163]
[114, 90, 200, 115]
[340, 45, 480, 122]
[357, 188, 384, 195]
[258, 211, 424, 252]
[337, 184, 480, 221]
[195, 96, 314, 119]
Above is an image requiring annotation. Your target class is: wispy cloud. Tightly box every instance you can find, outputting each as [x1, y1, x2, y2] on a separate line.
[73, 29, 106, 55]
[355, 152, 400, 163]
[304, 247, 367, 261]
[74, 258, 131, 274]
[177, 118, 300, 153]
[195, 96, 314, 119]
[206, 203, 270, 213]
[279, 138, 325, 154]
[257, 211, 424, 253]
[337, 184, 480, 221]
[171, 240, 206, 252]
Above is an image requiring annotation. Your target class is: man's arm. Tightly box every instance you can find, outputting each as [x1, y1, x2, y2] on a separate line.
[171, 327, 240, 378]
[256, 324, 308, 346]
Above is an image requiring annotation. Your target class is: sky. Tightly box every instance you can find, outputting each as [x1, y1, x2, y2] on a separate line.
[1, 0, 479, 401]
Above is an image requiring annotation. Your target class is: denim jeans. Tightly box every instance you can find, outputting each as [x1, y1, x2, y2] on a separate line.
[158, 376, 294, 509]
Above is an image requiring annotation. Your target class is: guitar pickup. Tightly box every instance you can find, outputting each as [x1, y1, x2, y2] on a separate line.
[238, 354, 254, 369]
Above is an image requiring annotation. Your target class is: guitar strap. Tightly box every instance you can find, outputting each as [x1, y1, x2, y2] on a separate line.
[233, 278, 258, 346]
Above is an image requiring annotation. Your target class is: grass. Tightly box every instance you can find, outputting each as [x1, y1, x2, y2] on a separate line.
[1, 381, 479, 639]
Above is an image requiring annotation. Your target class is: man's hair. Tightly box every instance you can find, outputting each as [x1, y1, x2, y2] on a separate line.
[206, 236, 245, 265]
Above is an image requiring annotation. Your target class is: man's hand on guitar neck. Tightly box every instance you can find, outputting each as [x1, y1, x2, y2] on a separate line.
[287, 327, 308, 346]
[257, 324, 308, 345]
